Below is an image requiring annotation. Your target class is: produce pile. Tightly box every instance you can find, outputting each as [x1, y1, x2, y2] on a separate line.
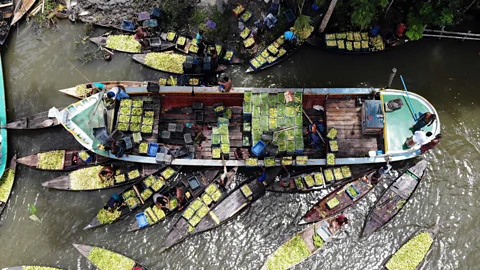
[70, 166, 114, 190]
[265, 235, 311, 270]
[105, 35, 142, 53]
[0, 169, 15, 203]
[117, 98, 153, 133]
[37, 150, 65, 170]
[161, 166, 176, 180]
[144, 52, 186, 74]
[144, 205, 166, 225]
[243, 91, 304, 164]
[75, 84, 92, 97]
[249, 36, 286, 70]
[88, 247, 135, 270]
[325, 32, 385, 52]
[211, 110, 230, 159]
[182, 185, 221, 229]
[23, 267, 61, 270]
[385, 232, 433, 270]
[97, 208, 121, 224]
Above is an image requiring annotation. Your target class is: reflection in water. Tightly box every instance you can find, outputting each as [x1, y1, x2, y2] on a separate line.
[0, 21, 479, 269]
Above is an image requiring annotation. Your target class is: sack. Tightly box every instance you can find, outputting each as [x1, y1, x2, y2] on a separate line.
[385, 98, 403, 111]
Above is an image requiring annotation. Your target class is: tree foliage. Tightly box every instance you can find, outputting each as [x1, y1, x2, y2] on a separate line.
[350, 0, 389, 30]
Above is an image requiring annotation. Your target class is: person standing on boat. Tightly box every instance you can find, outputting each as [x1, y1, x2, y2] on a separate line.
[284, 30, 298, 50]
[412, 112, 436, 132]
[421, 134, 442, 154]
[406, 131, 432, 147]
[218, 76, 232, 92]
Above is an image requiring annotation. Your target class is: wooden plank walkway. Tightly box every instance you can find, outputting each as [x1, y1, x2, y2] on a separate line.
[326, 99, 378, 158]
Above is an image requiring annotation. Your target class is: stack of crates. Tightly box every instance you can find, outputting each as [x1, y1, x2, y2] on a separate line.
[243, 91, 304, 157]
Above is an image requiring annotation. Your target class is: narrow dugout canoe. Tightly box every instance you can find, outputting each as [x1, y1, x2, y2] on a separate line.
[362, 159, 428, 237]
[73, 244, 148, 270]
[58, 81, 147, 99]
[10, 0, 37, 26]
[18, 149, 110, 171]
[89, 35, 175, 54]
[4, 109, 61, 129]
[2, 266, 62, 270]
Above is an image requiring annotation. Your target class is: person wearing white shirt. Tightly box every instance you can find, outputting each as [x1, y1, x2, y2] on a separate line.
[406, 131, 432, 147]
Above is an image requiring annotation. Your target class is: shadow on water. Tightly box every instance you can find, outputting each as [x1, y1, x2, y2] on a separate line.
[0, 20, 479, 269]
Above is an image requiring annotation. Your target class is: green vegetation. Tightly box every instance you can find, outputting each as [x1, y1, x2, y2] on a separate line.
[0, 169, 15, 203]
[265, 235, 311, 270]
[97, 208, 121, 224]
[106, 35, 141, 53]
[161, 167, 176, 180]
[76, 85, 92, 97]
[386, 232, 433, 270]
[38, 150, 65, 170]
[144, 53, 186, 74]
[24, 267, 61, 270]
[88, 247, 135, 270]
[70, 166, 114, 190]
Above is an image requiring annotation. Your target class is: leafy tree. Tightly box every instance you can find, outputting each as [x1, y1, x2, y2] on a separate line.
[350, 0, 389, 30]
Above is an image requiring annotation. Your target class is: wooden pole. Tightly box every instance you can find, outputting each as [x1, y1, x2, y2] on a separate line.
[318, 0, 338, 33]
[302, 109, 326, 144]
[387, 68, 397, 88]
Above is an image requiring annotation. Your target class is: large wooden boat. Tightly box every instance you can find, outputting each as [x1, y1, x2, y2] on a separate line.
[0, 56, 7, 177]
[83, 165, 181, 230]
[362, 159, 427, 237]
[3, 266, 62, 270]
[54, 86, 440, 167]
[298, 170, 378, 225]
[160, 167, 281, 252]
[261, 215, 344, 270]
[41, 163, 160, 191]
[73, 243, 148, 270]
[10, 0, 37, 26]
[266, 164, 378, 193]
[150, 167, 238, 248]
[18, 149, 110, 171]
[132, 52, 228, 76]
[382, 226, 439, 270]
[4, 108, 61, 129]
[0, 156, 16, 217]
[89, 35, 175, 54]
[0, 0, 13, 45]
[127, 167, 222, 232]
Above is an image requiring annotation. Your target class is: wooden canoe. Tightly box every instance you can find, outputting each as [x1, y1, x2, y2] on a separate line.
[159, 167, 282, 252]
[298, 169, 377, 225]
[267, 164, 379, 193]
[362, 159, 428, 237]
[0, 0, 13, 45]
[261, 215, 344, 270]
[132, 53, 228, 76]
[18, 149, 110, 171]
[382, 225, 439, 270]
[157, 167, 239, 250]
[41, 163, 161, 191]
[58, 81, 147, 99]
[10, 0, 37, 26]
[83, 165, 182, 230]
[0, 155, 17, 217]
[127, 167, 222, 232]
[2, 266, 62, 270]
[89, 36, 175, 54]
[73, 243, 148, 270]
[4, 108, 62, 129]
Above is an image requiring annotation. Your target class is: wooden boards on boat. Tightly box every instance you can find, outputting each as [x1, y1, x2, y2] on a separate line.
[4, 108, 62, 129]
[127, 167, 222, 232]
[362, 159, 427, 237]
[10, 0, 37, 26]
[0, 156, 17, 217]
[299, 169, 377, 225]
[17, 149, 110, 171]
[160, 167, 281, 252]
[73, 243, 148, 270]
[83, 165, 181, 230]
[261, 215, 342, 270]
[41, 163, 161, 191]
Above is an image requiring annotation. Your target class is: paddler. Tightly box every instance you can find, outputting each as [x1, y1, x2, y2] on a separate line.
[104, 86, 130, 101]
[218, 76, 232, 92]
[104, 193, 125, 211]
[98, 166, 115, 182]
[406, 131, 432, 148]
[421, 134, 441, 154]
[329, 214, 349, 234]
[153, 193, 169, 210]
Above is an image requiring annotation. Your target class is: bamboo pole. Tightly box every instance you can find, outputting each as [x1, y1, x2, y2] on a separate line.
[318, 0, 338, 33]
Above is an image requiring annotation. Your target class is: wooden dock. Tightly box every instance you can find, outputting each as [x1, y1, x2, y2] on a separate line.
[326, 99, 379, 158]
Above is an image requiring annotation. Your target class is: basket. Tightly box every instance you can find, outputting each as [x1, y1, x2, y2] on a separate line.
[345, 184, 360, 200]
[135, 213, 149, 228]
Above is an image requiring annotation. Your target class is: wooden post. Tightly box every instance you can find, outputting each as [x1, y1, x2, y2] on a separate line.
[387, 68, 397, 88]
[439, 26, 445, 39]
[318, 0, 338, 33]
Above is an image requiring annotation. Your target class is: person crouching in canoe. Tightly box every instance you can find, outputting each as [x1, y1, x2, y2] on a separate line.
[104, 193, 125, 211]
[153, 193, 170, 211]
[329, 214, 349, 234]
[98, 166, 115, 182]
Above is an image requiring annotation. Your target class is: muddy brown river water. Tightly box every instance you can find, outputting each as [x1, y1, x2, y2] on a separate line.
[0, 20, 479, 269]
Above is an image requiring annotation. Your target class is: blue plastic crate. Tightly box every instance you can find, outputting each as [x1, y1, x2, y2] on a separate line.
[147, 143, 159, 157]
[138, 11, 150, 21]
[121, 20, 135, 31]
[143, 19, 158, 28]
[312, 3, 320, 11]
[283, 9, 296, 24]
[345, 184, 360, 200]
[135, 213, 149, 228]
[151, 8, 161, 17]
[251, 140, 266, 157]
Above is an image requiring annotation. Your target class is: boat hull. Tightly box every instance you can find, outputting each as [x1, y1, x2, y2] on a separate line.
[73, 244, 148, 270]
[0, 156, 17, 217]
